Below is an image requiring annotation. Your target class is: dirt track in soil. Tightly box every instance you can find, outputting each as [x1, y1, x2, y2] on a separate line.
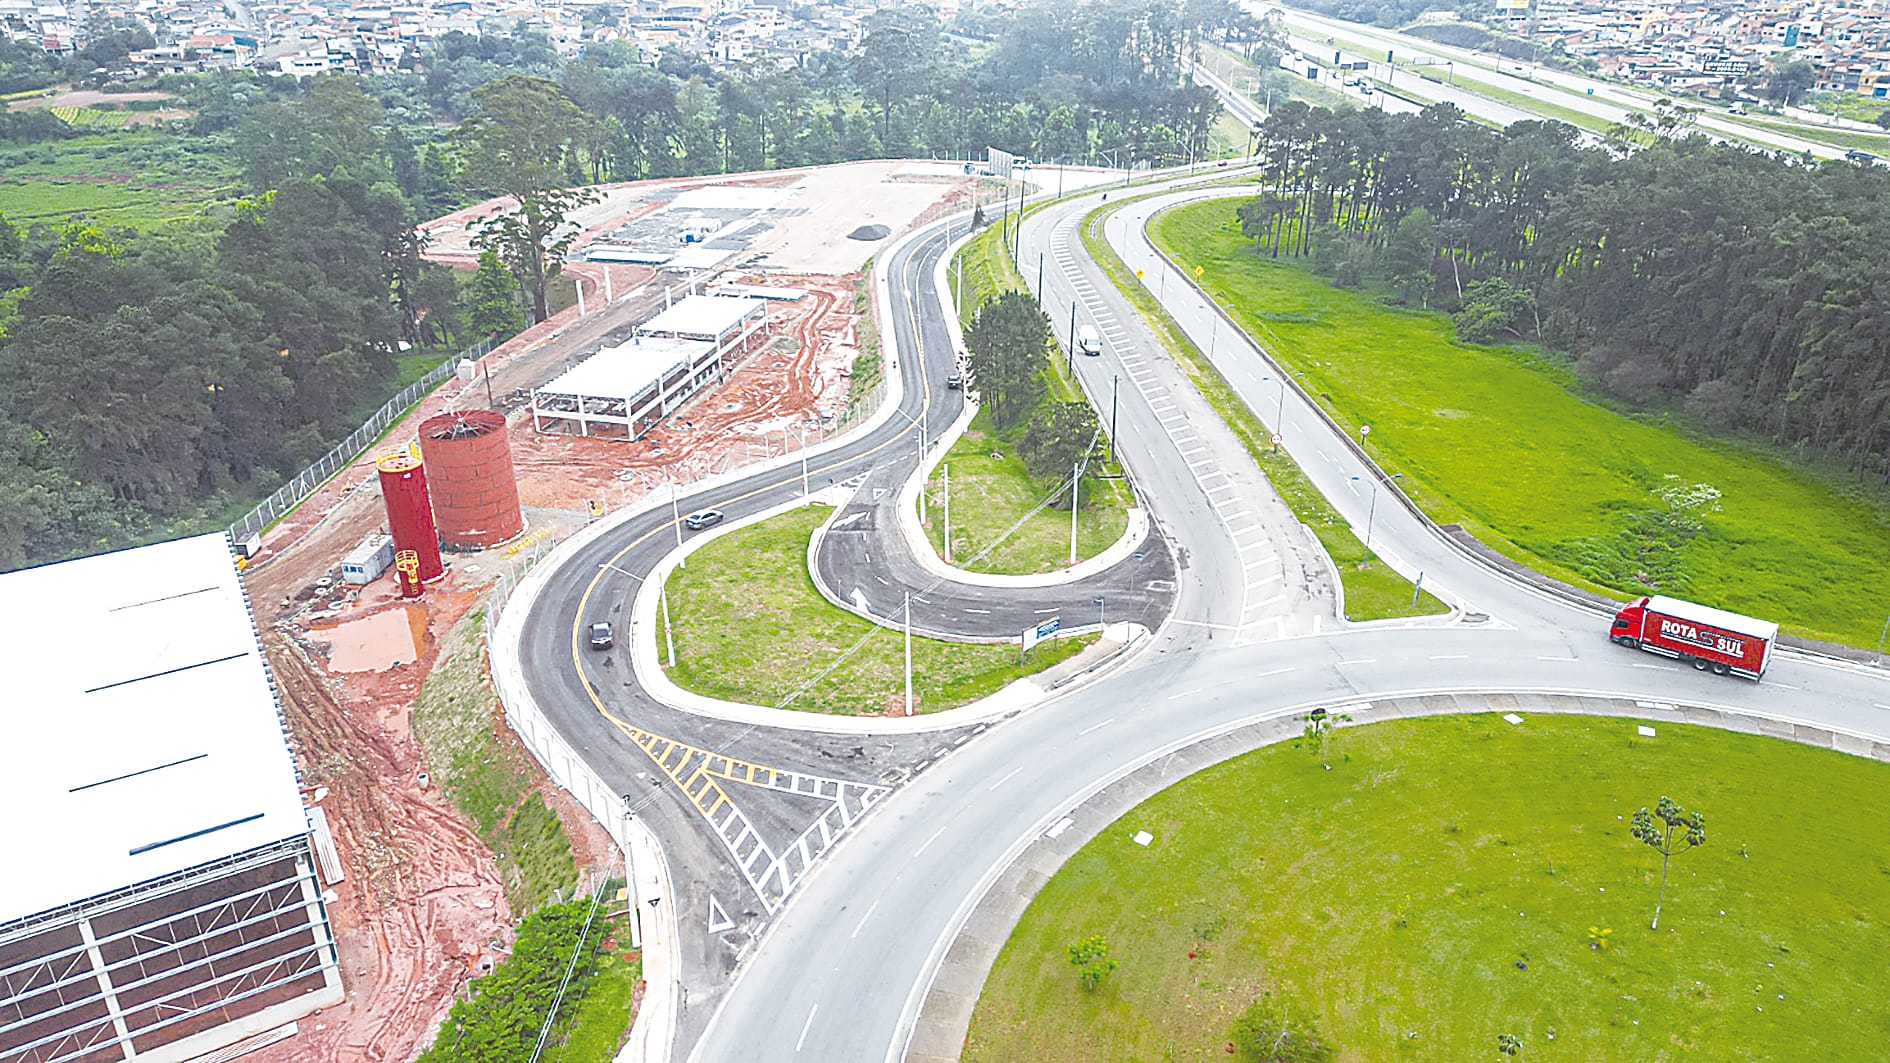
[239, 273, 867, 1061]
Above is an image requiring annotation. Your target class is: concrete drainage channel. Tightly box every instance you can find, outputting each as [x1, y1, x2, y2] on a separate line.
[897, 690, 1890, 1062]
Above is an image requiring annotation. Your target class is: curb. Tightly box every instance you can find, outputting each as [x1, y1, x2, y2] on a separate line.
[895, 689, 1890, 1062]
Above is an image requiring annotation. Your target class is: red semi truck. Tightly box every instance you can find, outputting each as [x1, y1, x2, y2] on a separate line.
[1608, 595, 1778, 680]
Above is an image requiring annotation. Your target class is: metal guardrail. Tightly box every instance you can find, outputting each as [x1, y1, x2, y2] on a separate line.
[226, 336, 497, 544]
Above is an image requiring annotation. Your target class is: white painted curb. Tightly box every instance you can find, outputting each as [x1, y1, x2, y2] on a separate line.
[892, 215, 1155, 588]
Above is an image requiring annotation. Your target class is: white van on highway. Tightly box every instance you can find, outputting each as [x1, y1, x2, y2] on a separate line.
[1076, 324, 1102, 356]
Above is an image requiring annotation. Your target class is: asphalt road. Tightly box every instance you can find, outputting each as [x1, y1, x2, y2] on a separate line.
[682, 182, 1890, 1060]
[511, 201, 1223, 1050]
[1270, 4, 1854, 159]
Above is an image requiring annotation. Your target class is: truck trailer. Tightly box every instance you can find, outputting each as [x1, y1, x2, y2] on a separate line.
[1608, 595, 1777, 679]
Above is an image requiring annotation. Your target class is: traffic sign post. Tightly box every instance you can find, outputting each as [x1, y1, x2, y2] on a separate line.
[1021, 615, 1060, 662]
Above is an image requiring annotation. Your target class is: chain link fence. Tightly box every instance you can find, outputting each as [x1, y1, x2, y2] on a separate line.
[227, 337, 498, 544]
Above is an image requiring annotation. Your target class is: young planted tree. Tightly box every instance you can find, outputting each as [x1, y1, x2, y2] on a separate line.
[1066, 933, 1118, 991]
[1629, 796, 1706, 929]
[1296, 708, 1350, 770]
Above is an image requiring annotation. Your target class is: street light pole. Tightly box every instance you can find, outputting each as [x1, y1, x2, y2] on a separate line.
[943, 464, 952, 563]
[660, 585, 676, 668]
[1365, 481, 1379, 552]
[1067, 302, 1077, 373]
[903, 592, 914, 715]
[1108, 373, 1120, 466]
[668, 474, 684, 563]
[794, 422, 810, 502]
[1069, 461, 1081, 566]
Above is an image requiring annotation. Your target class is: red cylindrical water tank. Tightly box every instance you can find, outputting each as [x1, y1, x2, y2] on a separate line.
[377, 453, 445, 582]
[418, 411, 525, 550]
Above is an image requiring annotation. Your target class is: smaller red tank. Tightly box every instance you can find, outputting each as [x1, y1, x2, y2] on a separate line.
[377, 452, 444, 582]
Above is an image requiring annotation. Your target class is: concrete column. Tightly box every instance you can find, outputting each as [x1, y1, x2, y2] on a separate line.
[77, 917, 135, 1059]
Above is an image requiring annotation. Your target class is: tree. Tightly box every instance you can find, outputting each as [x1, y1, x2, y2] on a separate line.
[464, 250, 527, 338]
[1229, 997, 1332, 1062]
[1066, 933, 1117, 991]
[853, 8, 943, 149]
[1629, 796, 1706, 929]
[456, 75, 599, 322]
[1765, 57, 1815, 106]
[1019, 401, 1099, 490]
[1237, 193, 1293, 257]
[1451, 278, 1535, 343]
[963, 291, 1050, 429]
[1295, 708, 1350, 770]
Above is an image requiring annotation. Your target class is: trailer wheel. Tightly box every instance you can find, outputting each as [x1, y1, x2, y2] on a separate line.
[1711, 662, 1729, 676]
[1691, 656, 1709, 670]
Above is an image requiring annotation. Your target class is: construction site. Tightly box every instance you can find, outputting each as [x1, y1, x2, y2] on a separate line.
[224, 159, 978, 1061]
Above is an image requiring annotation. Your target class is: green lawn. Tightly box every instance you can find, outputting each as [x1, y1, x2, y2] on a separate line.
[1082, 199, 1446, 622]
[1149, 200, 1890, 646]
[664, 505, 1095, 715]
[940, 210, 1132, 575]
[1721, 112, 1890, 154]
[924, 412, 1131, 574]
[541, 911, 640, 1063]
[0, 131, 241, 229]
[966, 714, 1890, 1062]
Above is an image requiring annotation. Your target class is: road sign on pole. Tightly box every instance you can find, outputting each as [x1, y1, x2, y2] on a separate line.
[1021, 615, 1061, 660]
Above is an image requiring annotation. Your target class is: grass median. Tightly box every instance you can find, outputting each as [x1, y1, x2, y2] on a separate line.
[939, 211, 1132, 575]
[663, 504, 1095, 715]
[966, 713, 1890, 1061]
[1080, 198, 1446, 622]
[1150, 198, 1890, 647]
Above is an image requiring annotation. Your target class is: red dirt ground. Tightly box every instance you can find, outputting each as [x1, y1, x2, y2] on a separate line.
[241, 268, 867, 1063]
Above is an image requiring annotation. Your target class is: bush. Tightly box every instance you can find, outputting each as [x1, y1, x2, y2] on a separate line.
[1067, 933, 1117, 991]
[417, 897, 606, 1062]
[1229, 996, 1333, 1063]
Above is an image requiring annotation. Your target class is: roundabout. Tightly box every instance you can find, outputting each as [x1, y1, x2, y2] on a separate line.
[963, 711, 1890, 1061]
[485, 164, 1890, 1061]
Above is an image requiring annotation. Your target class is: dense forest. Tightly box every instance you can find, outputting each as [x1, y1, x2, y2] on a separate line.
[0, 0, 1266, 571]
[1236, 101, 1890, 481]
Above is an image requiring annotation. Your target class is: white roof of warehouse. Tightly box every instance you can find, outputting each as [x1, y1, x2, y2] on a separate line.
[536, 335, 714, 404]
[638, 294, 765, 341]
[0, 533, 310, 925]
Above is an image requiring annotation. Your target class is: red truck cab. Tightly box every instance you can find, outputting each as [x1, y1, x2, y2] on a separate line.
[1610, 595, 1777, 680]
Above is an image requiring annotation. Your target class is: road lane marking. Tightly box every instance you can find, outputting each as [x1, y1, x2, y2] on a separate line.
[1078, 718, 1115, 736]
[1875, 703, 1890, 711]
[914, 824, 949, 856]
[1339, 658, 1377, 665]
[1632, 663, 1667, 669]
[988, 766, 1026, 791]
[1429, 654, 1469, 660]
[850, 901, 879, 939]
[796, 1006, 818, 1052]
[1256, 667, 1295, 677]
[1254, 594, 1286, 608]
[1536, 655, 1577, 662]
[965, 607, 991, 614]
[1167, 688, 1203, 701]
